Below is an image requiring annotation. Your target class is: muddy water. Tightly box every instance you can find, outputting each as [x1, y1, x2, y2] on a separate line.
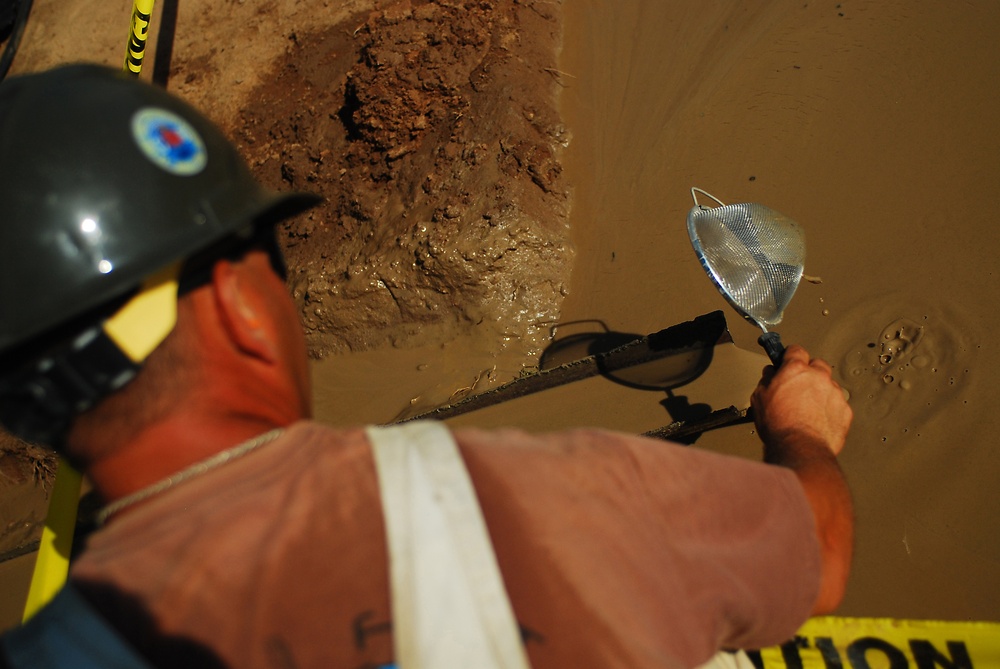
[322, 0, 1000, 620]
[553, 0, 1000, 620]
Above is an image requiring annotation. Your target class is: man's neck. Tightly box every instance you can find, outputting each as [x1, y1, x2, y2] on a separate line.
[80, 413, 298, 508]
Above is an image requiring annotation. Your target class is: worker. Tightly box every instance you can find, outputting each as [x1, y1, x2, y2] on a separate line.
[0, 64, 853, 669]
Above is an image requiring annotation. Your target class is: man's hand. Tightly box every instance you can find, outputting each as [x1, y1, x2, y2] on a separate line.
[752, 344, 854, 616]
[751, 344, 852, 456]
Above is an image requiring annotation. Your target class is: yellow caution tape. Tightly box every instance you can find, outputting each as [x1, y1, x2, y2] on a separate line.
[754, 617, 1000, 668]
[124, 0, 156, 76]
[21, 458, 82, 622]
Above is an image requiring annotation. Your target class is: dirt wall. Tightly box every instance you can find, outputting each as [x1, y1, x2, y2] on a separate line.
[231, 0, 574, 358]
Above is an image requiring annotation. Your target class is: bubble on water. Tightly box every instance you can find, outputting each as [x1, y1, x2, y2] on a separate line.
[829, 300, 976, 432]
[878, 318, 925, 363]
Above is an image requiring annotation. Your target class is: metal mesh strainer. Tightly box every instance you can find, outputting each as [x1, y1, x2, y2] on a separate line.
[687, 189, 805, 364]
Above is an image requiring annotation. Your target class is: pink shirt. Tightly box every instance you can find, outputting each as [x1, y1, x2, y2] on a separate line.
[72, 421, 820, 668]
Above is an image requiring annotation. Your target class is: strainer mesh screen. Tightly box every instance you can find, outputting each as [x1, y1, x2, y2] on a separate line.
[688, 203, 805, 327]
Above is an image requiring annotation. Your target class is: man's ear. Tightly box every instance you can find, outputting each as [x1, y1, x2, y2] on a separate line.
[211, 259, 279, 363]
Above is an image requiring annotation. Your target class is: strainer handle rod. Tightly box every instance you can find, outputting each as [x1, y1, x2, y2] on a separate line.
[758, 332, 785, 366]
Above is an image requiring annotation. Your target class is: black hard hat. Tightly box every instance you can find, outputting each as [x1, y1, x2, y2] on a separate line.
[0, 63, 319, 352]
[0, 63, 320, 445]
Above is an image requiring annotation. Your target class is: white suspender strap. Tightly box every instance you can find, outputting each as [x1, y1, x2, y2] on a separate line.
[696, 651, 757, 669]
[367, 421, 532, 669]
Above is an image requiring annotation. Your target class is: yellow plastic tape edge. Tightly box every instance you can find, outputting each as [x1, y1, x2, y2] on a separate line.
[124, 0, 156, 76]
[22, 458, 82, 622]
[755, 616, 1000, 668]
[103, 263, 180, 363]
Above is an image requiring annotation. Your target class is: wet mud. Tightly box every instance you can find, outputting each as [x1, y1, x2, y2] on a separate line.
[233, 1, 574, 359]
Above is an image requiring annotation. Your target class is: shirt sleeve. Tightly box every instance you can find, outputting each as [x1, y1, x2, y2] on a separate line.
[456, 426, 822, 667]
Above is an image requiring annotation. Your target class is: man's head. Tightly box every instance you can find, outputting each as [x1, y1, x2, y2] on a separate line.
[0, 64, 320, 448]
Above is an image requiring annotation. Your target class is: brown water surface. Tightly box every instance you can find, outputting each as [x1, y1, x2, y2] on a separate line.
[317, 0, 1000, 620]
[553, 0, 1000, 620]
[321, 0, 1000, 621]
[316, 0, 1000, 621]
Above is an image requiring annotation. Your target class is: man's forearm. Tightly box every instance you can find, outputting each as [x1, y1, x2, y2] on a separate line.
[765, 432, 854, 615]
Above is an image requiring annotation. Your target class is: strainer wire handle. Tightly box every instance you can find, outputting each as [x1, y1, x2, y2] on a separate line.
[758, 332, 785, 366]
[690, 187, 727, 208]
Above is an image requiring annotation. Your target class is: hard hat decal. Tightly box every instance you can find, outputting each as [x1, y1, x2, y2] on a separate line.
[131, 108, 207, 176]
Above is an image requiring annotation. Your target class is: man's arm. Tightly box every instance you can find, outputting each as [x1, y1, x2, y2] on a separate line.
[751, 345, 854, 615]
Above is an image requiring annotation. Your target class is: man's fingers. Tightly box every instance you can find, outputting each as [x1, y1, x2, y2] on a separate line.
[777, 345, 836, 380]
[780, 344, 811, 365]
[758, 344, 843, 395]
[809, 358, 834, 376]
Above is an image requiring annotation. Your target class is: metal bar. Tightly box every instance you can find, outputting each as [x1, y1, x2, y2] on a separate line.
[642, 405, 751, 442]
[402, 311, 731, 424]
